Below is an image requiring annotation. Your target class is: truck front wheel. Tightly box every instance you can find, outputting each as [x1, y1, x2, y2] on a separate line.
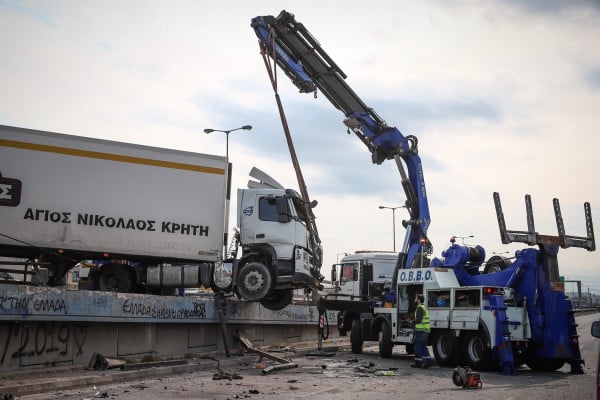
[378, 321, 393, 358]
[260, 289, 293, 310]
[432, 330, 460, 367]
[350, 319, 363, 354]
[237, 261, 272, 301]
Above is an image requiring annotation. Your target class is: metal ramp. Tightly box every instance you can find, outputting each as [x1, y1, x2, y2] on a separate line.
[493, 192, 592, 374]
[493, 192, 595, 251]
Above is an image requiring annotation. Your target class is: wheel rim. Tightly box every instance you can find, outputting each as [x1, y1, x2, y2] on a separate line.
[237, 262, 272, 301]
[109, 275, 119, 290]
[436, 334, 450, 359]
[242, 269, 265, 293]
[467, 335, 484, 363]
[103, 273, 120, 291]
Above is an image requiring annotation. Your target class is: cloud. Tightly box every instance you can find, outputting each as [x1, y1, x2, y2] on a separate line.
[584, 67, 600, 89]
[500, 0, 600, 15]
[0, 0, 56, 26]
[1, 1, 599, 291]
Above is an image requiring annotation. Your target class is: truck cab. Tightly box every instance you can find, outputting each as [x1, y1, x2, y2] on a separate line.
[332, 252, 396, 300]
[327, 251, 397, 352]
[231, 173, 322, 310]
[238, 188, 307, 264]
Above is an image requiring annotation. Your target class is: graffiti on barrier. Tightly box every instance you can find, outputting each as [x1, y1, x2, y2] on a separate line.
[121, 299, 207, 320]
[0, 321, 87, 366]
[0, 288, 213, 321]
[91, 296, 109, 310]
[0, 295, 68, 314]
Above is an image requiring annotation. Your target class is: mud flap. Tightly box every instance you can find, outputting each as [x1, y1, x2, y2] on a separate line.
[566, 300, 585, 374]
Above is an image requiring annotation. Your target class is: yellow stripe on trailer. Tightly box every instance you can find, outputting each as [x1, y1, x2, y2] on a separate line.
[0, 138, 225, 175]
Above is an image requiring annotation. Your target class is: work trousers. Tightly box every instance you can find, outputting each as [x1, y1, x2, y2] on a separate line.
[414, 330, 432, 365]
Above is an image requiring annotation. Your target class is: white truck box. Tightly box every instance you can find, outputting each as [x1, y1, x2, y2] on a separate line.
[0, 125, 228, 263]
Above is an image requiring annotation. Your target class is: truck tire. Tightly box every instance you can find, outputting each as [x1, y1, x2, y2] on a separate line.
[526, 356, 565, 372]
[237, 261, 272, 301]
[378, 321, 393, 358]
[484, 255, 511, 274]
[260, 289, 293, 310]
[350, 319, 363, 354]
[432, 330, 460, 367]
[462, 331, 493, 370]
[98, 263, 134, 293]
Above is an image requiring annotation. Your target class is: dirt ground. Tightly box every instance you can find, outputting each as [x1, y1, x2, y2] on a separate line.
[3, 312, 598, 400]
[11, 335, 597, 400]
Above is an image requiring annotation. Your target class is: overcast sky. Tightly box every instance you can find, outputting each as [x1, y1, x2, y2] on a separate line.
[1, 0, 599, 293]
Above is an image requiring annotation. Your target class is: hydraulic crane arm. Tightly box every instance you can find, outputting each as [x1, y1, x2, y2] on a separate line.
[251, 10, 432, 265]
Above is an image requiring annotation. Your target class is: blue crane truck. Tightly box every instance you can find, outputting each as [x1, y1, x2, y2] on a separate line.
[250, 10, 596, 373]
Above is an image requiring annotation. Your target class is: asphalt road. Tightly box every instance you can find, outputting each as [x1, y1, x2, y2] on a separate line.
[6, 311, 600, 400]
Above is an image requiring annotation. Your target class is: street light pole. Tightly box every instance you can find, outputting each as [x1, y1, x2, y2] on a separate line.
[378, 205, 406, 252]
[451, 235, 474, 245]
[203, 125, 252, 266]
[203, 125, 252, 160]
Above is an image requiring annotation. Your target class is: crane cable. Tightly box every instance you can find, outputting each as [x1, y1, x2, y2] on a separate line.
[257, 28, 322, 269]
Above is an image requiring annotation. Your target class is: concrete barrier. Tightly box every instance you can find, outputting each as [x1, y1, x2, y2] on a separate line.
[0, 284, 337, 372]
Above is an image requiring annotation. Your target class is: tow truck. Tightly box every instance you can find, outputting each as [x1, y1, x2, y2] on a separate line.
[251, 10, 596, 373]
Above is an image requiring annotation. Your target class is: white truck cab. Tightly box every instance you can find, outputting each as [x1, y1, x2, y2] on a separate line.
[333, 251, 397, 300]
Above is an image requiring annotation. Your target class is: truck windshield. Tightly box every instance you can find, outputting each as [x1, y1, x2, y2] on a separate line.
[340, 263, 356, 284]
[290, 196, 310, 226]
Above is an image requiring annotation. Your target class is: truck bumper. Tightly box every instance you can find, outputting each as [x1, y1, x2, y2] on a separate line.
[275, 271, 321, 290]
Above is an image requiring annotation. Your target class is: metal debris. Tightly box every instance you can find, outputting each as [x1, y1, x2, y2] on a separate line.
[233, 329, 298, 375]
[201, 355, 243, 380]
[88, 352, 125, 371]
[212, 371, 243, 380]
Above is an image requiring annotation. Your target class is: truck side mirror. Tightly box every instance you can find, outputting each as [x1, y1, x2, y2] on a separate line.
[360, 263, 373, 299]
[330, 265, 337, 282]
[592, 321, 600, 338]
[275, 198, 291, 223]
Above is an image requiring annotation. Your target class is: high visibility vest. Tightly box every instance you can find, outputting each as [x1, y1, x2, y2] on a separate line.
[414, 304, 430, 333]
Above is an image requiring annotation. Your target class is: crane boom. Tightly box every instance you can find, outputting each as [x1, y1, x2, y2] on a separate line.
[251, 10, 432, 267]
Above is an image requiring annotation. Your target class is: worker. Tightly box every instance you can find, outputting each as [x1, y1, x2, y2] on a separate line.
[412, 293, 433, 368]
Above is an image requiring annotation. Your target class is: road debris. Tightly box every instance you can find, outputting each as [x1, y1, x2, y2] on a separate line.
[212, 371, 243, 380]
[233, 329, 298, 374]
[200, 355, 243, 380]
[88, 352, 126, 371]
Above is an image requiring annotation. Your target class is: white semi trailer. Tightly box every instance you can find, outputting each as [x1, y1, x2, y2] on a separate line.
[0, 125, 322, 310]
